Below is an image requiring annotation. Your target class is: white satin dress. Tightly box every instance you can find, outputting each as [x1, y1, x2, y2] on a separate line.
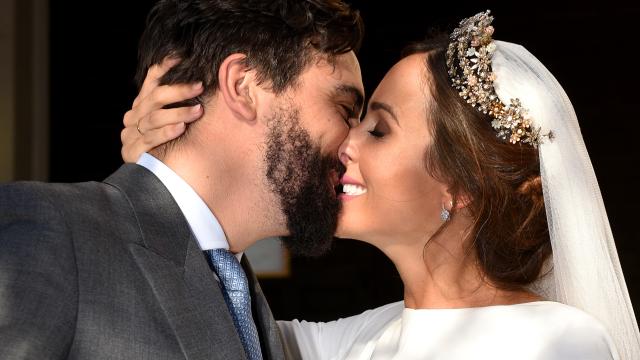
[278, 301, 617, 359]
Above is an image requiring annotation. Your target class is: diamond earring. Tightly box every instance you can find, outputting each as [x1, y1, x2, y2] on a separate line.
[440, 203, 451, 222]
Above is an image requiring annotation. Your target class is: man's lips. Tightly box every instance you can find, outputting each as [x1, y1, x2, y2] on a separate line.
[329, 169, 340, 187]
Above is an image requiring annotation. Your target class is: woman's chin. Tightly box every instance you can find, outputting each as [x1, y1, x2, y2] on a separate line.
[334, 221, 349, 239]
[335, 215, 364, 240]
[335, 215, 361, 239]
[336, 206, 374, 240]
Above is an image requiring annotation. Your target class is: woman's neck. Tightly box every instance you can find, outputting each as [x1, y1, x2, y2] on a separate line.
[380, 219, 541, 309]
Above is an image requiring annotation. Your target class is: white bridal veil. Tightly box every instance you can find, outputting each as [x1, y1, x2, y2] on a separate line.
[491, 40, 640, 359]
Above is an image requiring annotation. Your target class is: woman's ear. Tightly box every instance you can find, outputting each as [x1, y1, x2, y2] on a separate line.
[218, 53, 257, 122]
[443, 186, 472, 211]
[452, 194, 471, 210]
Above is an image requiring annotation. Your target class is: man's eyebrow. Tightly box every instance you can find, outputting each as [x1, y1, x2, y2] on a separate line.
[370, 101, 399, 125]
[334, 84, 364, 115]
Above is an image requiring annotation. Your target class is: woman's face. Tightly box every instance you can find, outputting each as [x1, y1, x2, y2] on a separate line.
[336, 53, 449, 247]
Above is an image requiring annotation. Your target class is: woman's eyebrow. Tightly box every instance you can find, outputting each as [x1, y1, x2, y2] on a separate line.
[369, 101, 399, 125]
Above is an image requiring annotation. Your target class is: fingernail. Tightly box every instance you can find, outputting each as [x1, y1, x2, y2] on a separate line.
[192, 104, 202, 113]
[193, 82, 203, 90]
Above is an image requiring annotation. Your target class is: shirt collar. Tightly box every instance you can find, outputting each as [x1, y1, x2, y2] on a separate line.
[137, 153, 235, 256]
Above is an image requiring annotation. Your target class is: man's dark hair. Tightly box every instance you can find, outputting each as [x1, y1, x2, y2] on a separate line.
[136, 0, 364, 97]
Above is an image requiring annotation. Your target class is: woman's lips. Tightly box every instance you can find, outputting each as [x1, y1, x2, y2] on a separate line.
[340, 175, 363, 186]
[339, 175, 367, 200]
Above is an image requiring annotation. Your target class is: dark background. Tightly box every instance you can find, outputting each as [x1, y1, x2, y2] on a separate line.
[49, 1, 640, 322]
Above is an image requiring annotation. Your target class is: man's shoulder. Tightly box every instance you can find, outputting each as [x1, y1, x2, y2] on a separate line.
[0, 164, 154, 210]
[0, 179, 121, 214]
[0, 168, 150, 262]
[0, 167, 146, 235]
[0, 164, 185, 254]
[1, 179, 103, 196]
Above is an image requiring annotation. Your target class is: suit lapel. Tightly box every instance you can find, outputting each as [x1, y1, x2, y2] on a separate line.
[242, 258, 287, 360]
[105, 165, 247, 360]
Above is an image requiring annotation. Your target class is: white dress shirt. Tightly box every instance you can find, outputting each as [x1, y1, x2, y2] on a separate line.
[137, 153, 241, 259]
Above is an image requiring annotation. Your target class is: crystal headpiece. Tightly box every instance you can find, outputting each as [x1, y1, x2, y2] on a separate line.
[446, 10, 542, 147]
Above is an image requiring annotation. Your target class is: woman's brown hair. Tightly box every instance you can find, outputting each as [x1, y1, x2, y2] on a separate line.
[405, 35, 551, 291]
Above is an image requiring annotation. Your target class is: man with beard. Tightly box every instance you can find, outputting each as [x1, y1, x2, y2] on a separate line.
[0, 0, 364, 359]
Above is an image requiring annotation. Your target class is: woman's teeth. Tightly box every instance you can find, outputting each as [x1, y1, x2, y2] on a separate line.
[343, 184, 367, 196]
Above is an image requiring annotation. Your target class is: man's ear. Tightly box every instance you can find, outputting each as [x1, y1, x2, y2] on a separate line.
[218, 53, 257, 122]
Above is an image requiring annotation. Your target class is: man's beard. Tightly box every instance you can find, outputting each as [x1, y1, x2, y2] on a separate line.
[264, 106, 343, 257]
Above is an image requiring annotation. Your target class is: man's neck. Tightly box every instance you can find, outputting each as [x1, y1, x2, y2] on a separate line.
[158, 146, 284, 253]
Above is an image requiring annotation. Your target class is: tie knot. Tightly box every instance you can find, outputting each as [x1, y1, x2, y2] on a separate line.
[205, 248, 248, 294]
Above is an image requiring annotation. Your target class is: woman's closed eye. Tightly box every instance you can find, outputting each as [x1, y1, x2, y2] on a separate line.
[368, 119, 389, 139]
[368, 128, 385, 138]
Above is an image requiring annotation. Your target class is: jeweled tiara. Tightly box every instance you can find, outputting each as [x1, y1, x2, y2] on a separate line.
[446, 10, 542, 147]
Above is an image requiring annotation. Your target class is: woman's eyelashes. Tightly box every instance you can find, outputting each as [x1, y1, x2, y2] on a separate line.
[368, 119, 389, 138]
[368, 128, 385, 138]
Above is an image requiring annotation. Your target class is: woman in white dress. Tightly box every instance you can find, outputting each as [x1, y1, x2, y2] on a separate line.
[121, 11, 640, 360]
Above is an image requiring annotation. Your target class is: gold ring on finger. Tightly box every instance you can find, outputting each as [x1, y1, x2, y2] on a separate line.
[136, 119, 145, 136]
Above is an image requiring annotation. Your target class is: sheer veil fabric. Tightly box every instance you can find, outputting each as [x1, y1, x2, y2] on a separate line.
[491, 41, 640, 359]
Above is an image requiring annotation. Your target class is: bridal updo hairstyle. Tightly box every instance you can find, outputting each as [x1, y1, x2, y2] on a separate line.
[405, 35, 551, 291]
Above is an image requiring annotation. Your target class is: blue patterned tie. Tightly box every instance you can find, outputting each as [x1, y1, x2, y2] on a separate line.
[205, 249, 263, 360]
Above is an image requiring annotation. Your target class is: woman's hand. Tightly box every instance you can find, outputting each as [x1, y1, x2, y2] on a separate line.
[121, 57, 204, 163]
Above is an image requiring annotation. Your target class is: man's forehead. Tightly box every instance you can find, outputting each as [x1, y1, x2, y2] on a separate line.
[281, 51, 365, 113]
[334, 84, 364, 111]
[305, 52, 364, 96]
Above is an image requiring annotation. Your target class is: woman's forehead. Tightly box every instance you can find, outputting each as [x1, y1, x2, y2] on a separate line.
[370, 54, 428, 106]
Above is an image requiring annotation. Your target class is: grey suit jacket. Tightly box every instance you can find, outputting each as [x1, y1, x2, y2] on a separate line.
[0, 164, 289, 360]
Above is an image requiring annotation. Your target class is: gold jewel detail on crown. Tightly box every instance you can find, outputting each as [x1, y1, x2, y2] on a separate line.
[446, 10, 542, 147]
